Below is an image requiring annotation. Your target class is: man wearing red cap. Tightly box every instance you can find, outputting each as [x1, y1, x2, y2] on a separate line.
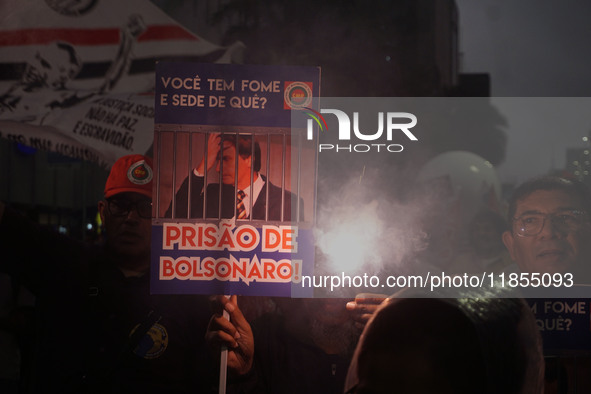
[99, 155, 154, 276]
[0, 154, 213, 393]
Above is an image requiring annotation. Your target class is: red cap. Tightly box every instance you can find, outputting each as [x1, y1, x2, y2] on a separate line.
[104, 154, 153, 199]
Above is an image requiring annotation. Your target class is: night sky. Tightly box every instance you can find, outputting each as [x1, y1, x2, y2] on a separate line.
[154, 0, 591, 184]
[456, 0, 591, 183]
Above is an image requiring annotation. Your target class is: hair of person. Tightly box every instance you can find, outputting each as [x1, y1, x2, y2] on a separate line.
[355, 297, 486, 394]
[507, 176, 591, 223]
[449, 291, 544, 394]
[221, 133, 261, 173]
[350, 285, 544, 394]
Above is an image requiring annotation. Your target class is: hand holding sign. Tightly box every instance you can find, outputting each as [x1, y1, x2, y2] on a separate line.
[206, 295, 254, 377]
[346, 293, 388, 329]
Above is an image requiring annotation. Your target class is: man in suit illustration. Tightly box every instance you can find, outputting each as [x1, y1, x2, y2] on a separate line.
[168, 133, 301, 221]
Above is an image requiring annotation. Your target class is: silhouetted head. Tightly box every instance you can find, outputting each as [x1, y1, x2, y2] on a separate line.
[345, 288, 544, 394]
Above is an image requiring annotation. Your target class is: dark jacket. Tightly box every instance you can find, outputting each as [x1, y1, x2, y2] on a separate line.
[0, 206, 214, 393]
[228, 312, 353, 394]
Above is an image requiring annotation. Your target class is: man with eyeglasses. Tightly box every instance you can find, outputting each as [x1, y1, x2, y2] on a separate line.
[501, 178, 591, 391]
[502, 176, 591, 282]
[0, 154, 213, 393]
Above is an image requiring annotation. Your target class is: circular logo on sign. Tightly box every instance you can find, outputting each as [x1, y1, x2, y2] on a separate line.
[130, 323, 169, 360]
[45, 0, 99, 16]
[284, 82, 313, 109]
[127, 160, 153, 185]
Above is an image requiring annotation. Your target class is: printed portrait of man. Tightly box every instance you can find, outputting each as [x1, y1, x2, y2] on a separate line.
[163, 132, 304, 222]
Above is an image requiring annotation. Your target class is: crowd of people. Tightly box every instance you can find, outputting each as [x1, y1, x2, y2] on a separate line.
[1, 151, 591, 393]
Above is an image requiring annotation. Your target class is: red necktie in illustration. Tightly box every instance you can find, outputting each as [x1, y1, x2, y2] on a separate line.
[236, 190, 247, 219]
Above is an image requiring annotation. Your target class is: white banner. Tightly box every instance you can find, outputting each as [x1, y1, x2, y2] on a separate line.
[0, 0, 244, 167]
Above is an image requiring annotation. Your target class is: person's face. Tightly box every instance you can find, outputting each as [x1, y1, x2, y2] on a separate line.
[98, 192, 152, 262]
[216, 142, 252, 188]
[502, 190, 591, 274]
[24, 44, 80, 89]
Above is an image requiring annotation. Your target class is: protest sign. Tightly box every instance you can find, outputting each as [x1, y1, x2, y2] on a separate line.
[528, 298, 591, 353]
[151, 62, 320, 297]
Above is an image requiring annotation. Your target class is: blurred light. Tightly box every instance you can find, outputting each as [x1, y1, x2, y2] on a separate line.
[585, 150, 589, 155]
[95, 212, 103, 235]
[58, 225, 67, 234]
[583, 136, 588, 142]
[317, 201, 383, 273]
[86, 223, 93, 230]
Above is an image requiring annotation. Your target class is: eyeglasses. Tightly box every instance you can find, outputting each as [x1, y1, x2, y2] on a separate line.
[513, 210, 588, 237]
[107, 198, 152, 219]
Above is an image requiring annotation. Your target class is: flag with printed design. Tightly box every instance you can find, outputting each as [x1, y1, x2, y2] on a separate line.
[0, 0, 244, 167]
